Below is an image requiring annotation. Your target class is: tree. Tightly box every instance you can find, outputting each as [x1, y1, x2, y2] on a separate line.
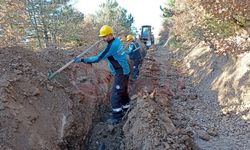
[160, 0, 175, 19]
[25, 0, 84, 48]
[0, 0, 27, 47]
[94, 0, 134, 35]
[118, 8, 134, 34]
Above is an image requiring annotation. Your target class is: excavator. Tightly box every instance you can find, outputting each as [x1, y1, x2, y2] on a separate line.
[139, 25, 154, 49]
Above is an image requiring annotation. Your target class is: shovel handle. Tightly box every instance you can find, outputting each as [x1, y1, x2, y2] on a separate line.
[76, 40, 102, 58]
[48, 40, 102, 80]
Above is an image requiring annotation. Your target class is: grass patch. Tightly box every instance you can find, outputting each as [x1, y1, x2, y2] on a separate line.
[204, 16, 240, 38]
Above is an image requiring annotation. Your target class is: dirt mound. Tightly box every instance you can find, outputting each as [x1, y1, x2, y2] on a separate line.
[1, 45, 197, 149]
[0, 46, 111, 149]
[81, 46, 195, 150]
[123, 48, 194, 149]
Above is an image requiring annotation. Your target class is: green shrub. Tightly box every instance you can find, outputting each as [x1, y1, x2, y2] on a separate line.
[204, 17, 240, 38]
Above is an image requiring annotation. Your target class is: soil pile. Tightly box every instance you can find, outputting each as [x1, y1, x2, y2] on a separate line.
[123, 48, 195, 149]
[5, 43, 247, 150]
[0, 46, 111, 149]
[83, 46, 195, 150]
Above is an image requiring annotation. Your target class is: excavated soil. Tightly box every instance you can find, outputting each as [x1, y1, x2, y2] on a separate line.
[122, 48, 195, 149]
[0, 46, 111, 149]
[84, 46, 195, 150]
[0, 45, 196, 149]
[2, 44, 249, 150]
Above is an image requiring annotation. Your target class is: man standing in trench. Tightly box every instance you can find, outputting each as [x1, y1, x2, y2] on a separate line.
[126, 34, 142, 80]
[73, 25, 131, 125]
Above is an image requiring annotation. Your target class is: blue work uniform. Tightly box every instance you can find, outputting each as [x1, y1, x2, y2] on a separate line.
[83, 38, 130, 113]
[127, 40, 142, 80]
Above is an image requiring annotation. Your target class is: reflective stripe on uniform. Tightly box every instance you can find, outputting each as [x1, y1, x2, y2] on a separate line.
[122, 104, 130, 109]
[115, 85, 121, 89]
[112, 108, 122, 112]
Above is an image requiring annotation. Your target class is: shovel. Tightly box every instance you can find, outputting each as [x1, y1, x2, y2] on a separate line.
[48, 40, 102, 80]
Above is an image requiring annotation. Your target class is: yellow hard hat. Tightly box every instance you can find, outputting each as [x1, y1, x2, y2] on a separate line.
[126, 34, 134, 41]
[99, 25, 113, 37]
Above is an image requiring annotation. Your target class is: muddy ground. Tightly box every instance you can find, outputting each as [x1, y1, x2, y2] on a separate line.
[1, 43, 250, 149]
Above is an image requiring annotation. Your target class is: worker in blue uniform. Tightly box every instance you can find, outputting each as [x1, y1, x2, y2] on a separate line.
[126, 34, 142, 80]
[73, 25, 131, 124]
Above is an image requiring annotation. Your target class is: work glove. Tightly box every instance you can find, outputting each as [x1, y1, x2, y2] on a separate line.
[73, 57, 82, 63]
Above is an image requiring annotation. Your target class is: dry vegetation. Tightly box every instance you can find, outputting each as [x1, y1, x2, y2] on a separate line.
[159, 1, 250, 149]
[164, 0, 249, 55]
[0, 0, 27, 47]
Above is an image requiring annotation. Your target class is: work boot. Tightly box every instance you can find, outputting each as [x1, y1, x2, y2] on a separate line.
[106, 111, 124, 125]
[122, 104, 130, 112]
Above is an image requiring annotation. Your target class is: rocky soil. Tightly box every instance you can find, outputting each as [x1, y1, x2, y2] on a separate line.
[168, 42, 250, 150]
[0, 46, 111, 149]
[1, 43, 250, 150]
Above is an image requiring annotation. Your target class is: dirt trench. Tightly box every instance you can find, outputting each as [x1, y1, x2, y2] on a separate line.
[96, 42, 250, 150]
[2, 41, 249, 150]
[8, 43, 246, 150]
[84, 46, 196, 149]
[92, 42, 250, 150]
[0, 46, 112, 149]
[0, 45, 197, 149]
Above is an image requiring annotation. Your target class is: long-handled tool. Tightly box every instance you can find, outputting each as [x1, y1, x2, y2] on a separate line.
[48, 40, 102, 80]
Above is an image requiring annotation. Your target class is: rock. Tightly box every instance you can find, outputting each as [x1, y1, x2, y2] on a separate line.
[77, 76, 88, 82]
[198, 131, 211, 141]
[11, 63, 19, 68]
[131, 94, 138, 100]
[0, 104, 5, 111]
[107, 125, 115, 133]
[29, 100, 32, 104]
[38, 72, 47, 78]
[14, 69, 23, 75]
[149, 88, 156, 99]
[188, 94, 198, 100]
[142, 94, 148, 99]
[207, 127, 219, 137]
[47, 84, 53, 92]
[32, 87, 40, 96]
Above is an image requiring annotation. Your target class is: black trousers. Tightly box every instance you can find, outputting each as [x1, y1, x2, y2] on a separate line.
[110, 73, 130, 110]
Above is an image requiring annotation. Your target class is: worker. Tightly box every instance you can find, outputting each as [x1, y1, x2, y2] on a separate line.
[73, 25, 131, 125]
[126, 34, 142, 80]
